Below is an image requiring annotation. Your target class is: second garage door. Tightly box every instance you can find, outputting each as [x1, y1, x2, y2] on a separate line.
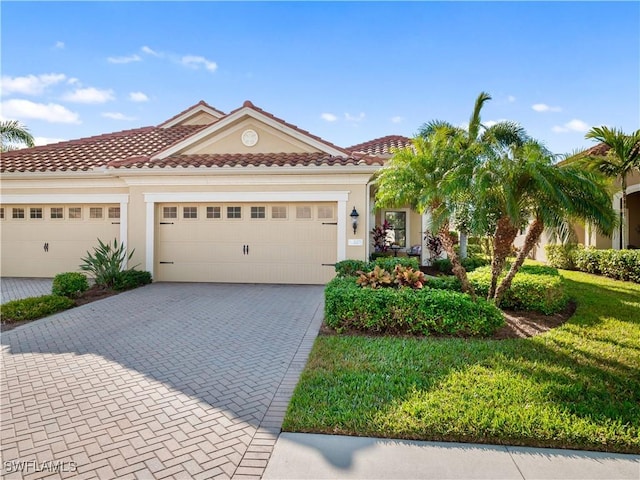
[156, 202, 337, 284]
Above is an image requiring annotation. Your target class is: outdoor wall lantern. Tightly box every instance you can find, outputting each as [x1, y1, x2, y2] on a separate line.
[350, 207, 360, 234]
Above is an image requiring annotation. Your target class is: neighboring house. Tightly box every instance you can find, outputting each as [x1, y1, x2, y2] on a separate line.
[0, 100, 416, 284]
[515, 143, 640, 261]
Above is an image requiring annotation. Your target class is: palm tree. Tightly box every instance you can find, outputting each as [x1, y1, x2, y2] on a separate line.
[491, 145, 617, 306]
[375, 131, 478, 298]
[580, 126, 640, 249]
[0, 120, 35, 152]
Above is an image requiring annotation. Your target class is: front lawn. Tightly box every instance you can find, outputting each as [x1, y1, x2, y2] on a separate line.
[283, 269, 640, 453]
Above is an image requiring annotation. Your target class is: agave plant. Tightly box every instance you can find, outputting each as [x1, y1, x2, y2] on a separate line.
[80, 238, 136, 288]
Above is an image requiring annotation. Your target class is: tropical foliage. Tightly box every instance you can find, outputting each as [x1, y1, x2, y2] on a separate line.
[0, 120, 35, 152]
[80, 238, 136, 288]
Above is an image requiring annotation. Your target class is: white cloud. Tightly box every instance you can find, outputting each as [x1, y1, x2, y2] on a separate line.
[1, 99, 80, 124]
[484, 120, 498, 128]
[101, 112, 136, 121]
[181, 55, 218, 72]
[107, 54, 141, 64]
[508, 95, 516, 103]
[141, 45, 161, 57]
[62, 87, 115, 104]
[54, 41, 65, 49]
[129, 91, 149, 102]
[553, 119, 590, 133]
[391, 116, 403, 124]
[532, 103, 562, 113]
[1, 73, 67, 96]
[67, 77, 80, 85]
[34, 136, 66, 146]
[345, 112, 365, 122]
[321, 113, 338, 122]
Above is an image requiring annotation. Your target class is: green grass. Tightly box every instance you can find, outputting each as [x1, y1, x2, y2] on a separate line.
[284, 270, 640, 453]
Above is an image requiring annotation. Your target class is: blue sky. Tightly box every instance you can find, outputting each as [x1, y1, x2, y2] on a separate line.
[1, 1, 638, 155]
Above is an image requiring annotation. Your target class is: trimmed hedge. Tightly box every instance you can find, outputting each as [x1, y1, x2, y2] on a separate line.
[546, 245, 640, 283]
[335, 257, 419, 278]
[468, 266, 568, 314]
[325, 277, 504, 337]
[52, 272, 89, 298]
[1, 295, 75, 323]
[431, 255, 489, 274]
[113, 269, 152, 291]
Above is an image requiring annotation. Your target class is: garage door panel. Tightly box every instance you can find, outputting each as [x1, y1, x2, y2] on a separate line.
[1, 205, 120, 278]
[156, 202, 337, 284]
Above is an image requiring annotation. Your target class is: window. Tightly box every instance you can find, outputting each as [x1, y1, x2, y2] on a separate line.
[90, 207, 103, 219]
[250, 206, 266, 219]
[30, 208, 43, 219]
[51, 207, 64, 219]
[183, 206, 198, 219]
[163, 207, 177, 219]
[227, 206, 241, 219]
[384, 211, 407, 248]
[108, 207, 120, 219]
[317, 206, 334, 219]
[12, 208, 25, 219]
[69, 207, 82, 219]
[206, 206, 221, 219]
[271, 206, 287, 219]
[296, 206, 312, 219]
[0, 208, 4, 219]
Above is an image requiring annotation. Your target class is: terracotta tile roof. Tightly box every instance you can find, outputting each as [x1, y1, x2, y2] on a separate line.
[1, 125, 205, 173]
[157, 100, 225, 127]
[348, 135, 413, 156]
[108, 152, 384, 169]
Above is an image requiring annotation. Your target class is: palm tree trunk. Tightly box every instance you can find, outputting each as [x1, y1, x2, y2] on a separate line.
[438, 223, 476, 300]
[494, 217, 544, 307]
[488, 216, 519, 299]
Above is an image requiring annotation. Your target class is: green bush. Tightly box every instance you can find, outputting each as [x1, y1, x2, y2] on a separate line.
[431, 255, 489, 274]
[51, 272, 89, 298]
[570, 247, 640, 282]
[372, 256, 420, 271]
[468, 266, 568, 314]
[1, 295, 75, 323]
[325, 277, 504, 337]
[545, 244, 578, 270]
[335, 259, 370, 277]
[113, 269, 152, 291]
[80, 238, 136, 288]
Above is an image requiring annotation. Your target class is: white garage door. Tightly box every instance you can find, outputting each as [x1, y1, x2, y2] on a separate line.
[0, 204, 121, 278]
[156, 202, 337, 284]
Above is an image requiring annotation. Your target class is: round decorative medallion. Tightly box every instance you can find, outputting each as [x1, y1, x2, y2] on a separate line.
[241, 129, 259, 147]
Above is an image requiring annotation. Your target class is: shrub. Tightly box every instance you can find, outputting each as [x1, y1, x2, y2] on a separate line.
[356, 265, 425, 290]
[431, 256, 489, 274]
[372, 256, 419, 271]
[545, 244, 578, 270]
[1, 295, 75, 323]
[52, 272, 89, 298]
[572, 247, 602, 275]
[335, 259, 370, 277]
[325, 277, 504, 337]
[468, 266, 568, 314]
[113, 269, 152, 291]
[596, 249, 640, 282]
[80, 238, 136, 288]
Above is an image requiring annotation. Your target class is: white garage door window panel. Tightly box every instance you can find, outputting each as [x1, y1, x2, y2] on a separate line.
[144, 191, 349, 280]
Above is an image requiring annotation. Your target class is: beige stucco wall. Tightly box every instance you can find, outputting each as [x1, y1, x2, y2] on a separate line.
[180, 111, 219, 126]
[181, 119, 321, 155]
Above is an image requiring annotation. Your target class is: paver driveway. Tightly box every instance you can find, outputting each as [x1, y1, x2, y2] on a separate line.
[1, 283, 324, 479]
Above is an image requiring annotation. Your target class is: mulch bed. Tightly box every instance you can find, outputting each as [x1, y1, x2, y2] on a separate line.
[0, 285, 119, 332]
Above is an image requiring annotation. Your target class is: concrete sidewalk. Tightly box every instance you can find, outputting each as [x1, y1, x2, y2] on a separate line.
[264, 433, 640, 479]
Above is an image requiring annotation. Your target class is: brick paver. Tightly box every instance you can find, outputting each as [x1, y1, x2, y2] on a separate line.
[1, 278, 54, 304]
[1, 282, 324, 479]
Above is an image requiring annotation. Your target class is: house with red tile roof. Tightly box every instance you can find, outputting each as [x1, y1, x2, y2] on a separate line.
[1, 100, 420, 283]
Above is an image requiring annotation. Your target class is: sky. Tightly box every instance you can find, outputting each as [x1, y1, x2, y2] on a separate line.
[1, 1, 639, 156]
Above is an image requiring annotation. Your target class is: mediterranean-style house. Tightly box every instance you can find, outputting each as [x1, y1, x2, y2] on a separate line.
[0, 100, 421, 284]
